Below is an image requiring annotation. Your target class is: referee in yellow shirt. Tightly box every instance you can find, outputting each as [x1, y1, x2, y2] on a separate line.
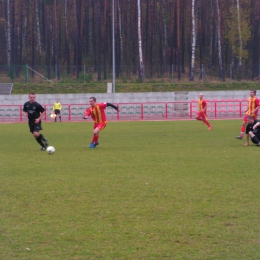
[53, 99, 62, 122]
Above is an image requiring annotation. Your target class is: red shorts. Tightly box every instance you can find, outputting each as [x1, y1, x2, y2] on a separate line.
[197, 111, 207, 120]
[94, 121, 107, 131]
[243, 114, 256, 123]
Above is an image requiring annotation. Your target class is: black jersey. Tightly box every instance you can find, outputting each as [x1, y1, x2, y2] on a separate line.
[23, 101, 45, 122]
[246, 120, 260, 134]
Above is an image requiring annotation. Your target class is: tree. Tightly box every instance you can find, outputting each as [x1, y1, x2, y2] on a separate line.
[225, 0, 250, 79]
[176, 0, 181, 80]
[3, 0, 12, 67]
[190, 0, 196, 81]
[0, 0, 259, 83]
[35, 0, 42, 58]
[252, 0, 260, 78]
[216, 0, 225, 81]
[137, 0, 144, 80]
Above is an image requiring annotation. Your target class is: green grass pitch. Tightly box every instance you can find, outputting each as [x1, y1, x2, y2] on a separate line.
[1, 120, 260, 259]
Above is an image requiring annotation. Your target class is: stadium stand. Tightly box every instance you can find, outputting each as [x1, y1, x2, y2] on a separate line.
[0, 83, 13, 95]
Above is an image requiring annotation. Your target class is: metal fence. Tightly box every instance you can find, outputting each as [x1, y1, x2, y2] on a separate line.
[0, 100, 249, 122]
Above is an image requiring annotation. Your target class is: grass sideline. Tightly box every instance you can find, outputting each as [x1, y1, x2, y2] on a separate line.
[12, 81, 260, 94]
[1, 120, 260, 259]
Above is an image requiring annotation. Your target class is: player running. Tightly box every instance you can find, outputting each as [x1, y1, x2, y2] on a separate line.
[23, 92, 49, 151]
[195, 93, 212, 130]
[83, 97, 119, 148]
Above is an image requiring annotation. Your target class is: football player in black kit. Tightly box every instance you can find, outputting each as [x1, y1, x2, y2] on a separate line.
[23, 93, 49, 151]
[244, 115, 260, 146]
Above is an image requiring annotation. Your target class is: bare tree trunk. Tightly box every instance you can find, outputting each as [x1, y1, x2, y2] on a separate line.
[118, 0, 123, 68]
[137, 0, 144, 80]
[190, 0, 196, 81]
[65, 0, 71, 74]
[177, 0, 181, 80]
[209, 0, 214, 67]
[147, 0, 154, 78]
[97, 0, 101, 81]
[53, 0, 60, 79]
[5, 0, 11, 67]
[162, 0, 167, 72]
[12, 0, 18, 68]
[230, 6, 235, 80]
[21, 0, 29, 63]
[216, 0, 225, 81]
[102, 0, 108, 80]
[252, 0, 259, 78]
[74, 0, 83, 78]
[35, 0, 42, 57]
[88, 2, 93, 55]
[31, 7, 35, 73]
[236, 0, 242, 69]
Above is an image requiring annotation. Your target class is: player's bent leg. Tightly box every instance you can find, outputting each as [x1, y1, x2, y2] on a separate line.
[34, 132, 45, 149]
[251, 136, 260, 146]
[89, 129, 100, 148]
[249, 132, 260, 146]
[33, 132, 40, 139]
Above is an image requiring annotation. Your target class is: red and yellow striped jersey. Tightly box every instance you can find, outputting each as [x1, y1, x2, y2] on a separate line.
[246, 97, 259, 117]
[85, 103, 107, 123]
[198, 99, 207, 112]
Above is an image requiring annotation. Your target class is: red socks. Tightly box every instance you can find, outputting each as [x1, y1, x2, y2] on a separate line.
[92, 135, 99, 143]
[240, 125, 245, 136]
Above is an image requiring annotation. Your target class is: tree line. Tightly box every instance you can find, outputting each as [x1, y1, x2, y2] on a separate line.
[0, 0, 259, 82]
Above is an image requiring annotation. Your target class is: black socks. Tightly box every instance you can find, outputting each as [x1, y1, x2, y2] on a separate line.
[36, 136, 45, 147]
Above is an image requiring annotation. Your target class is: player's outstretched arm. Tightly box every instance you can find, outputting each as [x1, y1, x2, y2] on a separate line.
[107, 103, 119, 111]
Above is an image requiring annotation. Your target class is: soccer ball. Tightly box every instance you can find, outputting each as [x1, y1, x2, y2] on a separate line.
[46, 146, 55, 154]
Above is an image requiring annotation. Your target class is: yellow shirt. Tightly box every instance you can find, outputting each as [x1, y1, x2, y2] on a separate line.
[53, 102, 62, 110]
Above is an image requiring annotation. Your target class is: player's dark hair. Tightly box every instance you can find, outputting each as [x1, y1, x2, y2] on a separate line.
[251, 90, 256, 94]
[89, 97, 96, 102]
[29, 92, 35, 96]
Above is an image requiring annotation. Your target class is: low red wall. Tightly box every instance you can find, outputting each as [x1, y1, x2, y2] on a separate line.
[0, 100, 249, 122]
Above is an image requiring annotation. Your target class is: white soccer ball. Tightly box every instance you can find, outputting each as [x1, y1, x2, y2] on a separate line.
[46, 146, 55, 154]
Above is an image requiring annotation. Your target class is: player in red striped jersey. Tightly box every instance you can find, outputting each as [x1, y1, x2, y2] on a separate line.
[83, 97, 119, 148]
[195, 93, 212, 130]
[236, 90, 260, 139]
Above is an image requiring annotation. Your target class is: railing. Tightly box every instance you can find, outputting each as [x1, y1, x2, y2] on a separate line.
[0, 100, 249, 122]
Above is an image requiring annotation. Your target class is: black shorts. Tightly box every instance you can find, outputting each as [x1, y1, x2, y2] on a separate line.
[54, 109, 61, 115]
[29, 121, 42, 133]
